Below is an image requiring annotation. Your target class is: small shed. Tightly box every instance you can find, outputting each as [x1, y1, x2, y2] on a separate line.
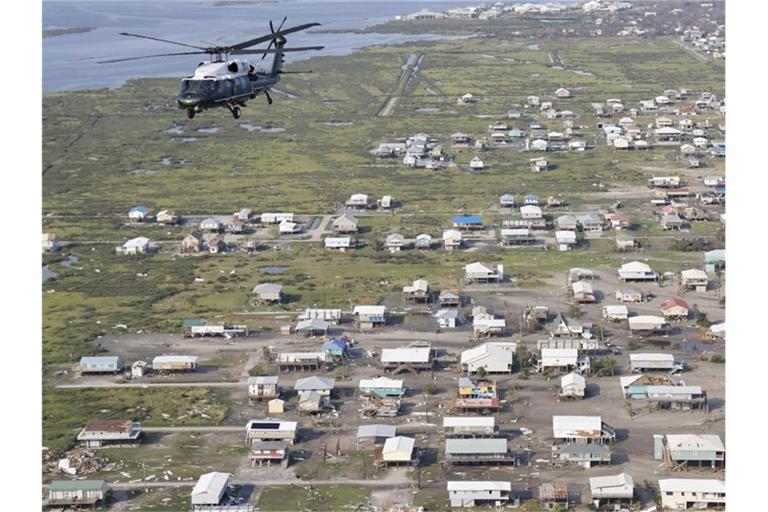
[190, 472, 230, 506]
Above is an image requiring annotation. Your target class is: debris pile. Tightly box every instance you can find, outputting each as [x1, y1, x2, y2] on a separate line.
[45, 448, 109, 475]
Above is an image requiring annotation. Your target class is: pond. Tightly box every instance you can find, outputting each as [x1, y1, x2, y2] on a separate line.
[239, 124, 286, 133]
[415, 107, 439, 113]
[164, 126, 184, 135]
[197, 127, 219, 134]
[60, 255, 79, 268]
[322, 121, 354, 127]
[43, 266, 58, 283]
[259, 266, 288, 275]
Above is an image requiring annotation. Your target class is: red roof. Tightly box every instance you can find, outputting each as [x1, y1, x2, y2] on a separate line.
[661, 298, 689, 311]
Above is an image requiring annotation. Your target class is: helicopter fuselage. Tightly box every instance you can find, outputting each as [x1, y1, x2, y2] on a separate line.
[176, 59, 280, 119]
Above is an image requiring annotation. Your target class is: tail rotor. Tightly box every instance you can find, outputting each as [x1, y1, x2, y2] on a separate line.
[262, 16, 288, 60]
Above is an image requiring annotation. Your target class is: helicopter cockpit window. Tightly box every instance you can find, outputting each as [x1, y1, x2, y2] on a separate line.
[183, 80, 214, 93]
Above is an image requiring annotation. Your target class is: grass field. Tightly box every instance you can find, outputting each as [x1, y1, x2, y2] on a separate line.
[257, 485, 371, 511]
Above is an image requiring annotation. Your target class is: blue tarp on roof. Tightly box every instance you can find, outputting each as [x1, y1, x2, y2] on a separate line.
[453, 216, 482, 224]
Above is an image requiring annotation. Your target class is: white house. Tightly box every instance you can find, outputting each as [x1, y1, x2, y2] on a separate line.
[443, 229, 463, 250]
[434, 309, 462, 328]
[279, 220, 302, 234]
[560, 372, 586, 398]
[461, 343, 514, 374]
[618, 261, 657, 281]
[118, 236, 150, 255]
[590, 473, 634, 507]
[540, 348, 578, 370]
[602, 305, 629, 321]
[464, 262, 503, 283]
[470, 156, 485, 170]
[520, 205, 543, 219]
[191, 472, 230, 506]
[447, 481, 512, 508]
[128, 205, 149, 222]
[659, 479, 725, 510]
[325, 237, 352, 251]
[382, 436, 415, 463]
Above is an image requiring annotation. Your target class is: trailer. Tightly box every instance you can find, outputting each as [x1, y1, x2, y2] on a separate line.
[449, 398, 501, 414]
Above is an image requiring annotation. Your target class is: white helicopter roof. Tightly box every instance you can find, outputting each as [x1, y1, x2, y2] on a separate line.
[191, 60, 254, 80]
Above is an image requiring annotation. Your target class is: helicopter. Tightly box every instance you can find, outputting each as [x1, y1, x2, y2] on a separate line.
[99, 18, 323, 119]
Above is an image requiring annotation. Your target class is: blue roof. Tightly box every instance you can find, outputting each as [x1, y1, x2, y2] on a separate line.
[500, 194, 515, 201]
[453, 216, 482, 224]
[322, 339, 348, 351]
[183, 319, 204, 327]
[525, 194, 539, 200]
[714, 187, 725, 195]
[129, 205, 148, 214]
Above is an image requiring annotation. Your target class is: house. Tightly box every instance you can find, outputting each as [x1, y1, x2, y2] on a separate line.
[589, 473, 634, 507]
[245, 420, 298, 445]
[571, 280, 596, 303]
[661, 213, 684, 230]
[547, 313, 588, 338]
[445, 438, 513, 465]
[552, 415, 615, 444]
[529, 157, 549, 174]
[453, 215, 483, 230]
[403, 278, 430, 303]
[295, 318, 329, 337]
[332, 213, 358, 233]
[378, 195, 393, 210]
[464, 262, 503, 283]
[191, 472, 230, 508]
[42, 233, 59, 253]
[658, 479, 725, 510]
[578, 214, 603, 232]
[128, 205, 149, 222]
[276, 352, 326, 372]
[539, 483, 569, 509]
[458, 92, 476, 104]
[554, 230, 577, 250]
[79, 356, 123, 374]
[443, 229, 463, 250]
[605, 213, 629, 230]
[152, 355, 198, 372]
[260, 212, 294, 224]
[618, 261, 658, 281]
[443, 417, 496, 438]
[204, 234, 225, 254]
[199, 217, 222, 232]
[499, 194, 516, 208]
[252, 282, 283, 303]
[527, 95, 540, 106]
[381, 436, 415, 464]
[248, 376, 279, 401]
[325, 236, 352, 251]
[473, 312, 506, 338]
[520, 205, 542, 220]
[616, 288, 643, 303]
[654, 434, 725, 470]
[182, 319, 248, 338]
[181, 232, 204, 253]
[381, 346, 433, 373]
[681, 269, 709, 292]
[47, 480, 109, 509]
[501, 228, 532, 246]
[616, 235, 636, 251]
[447, 481, 511, 508]
[539, 348, 582, 373]
[279, 220, 302, 234]
[628, 315, 667, 335]
[704, 249, 725, 273]
[469, 156, 485, 170]
[626, 385, 708, 410]
[320, 338, 348, 359]
[461, 343, 514, 374]
[451, 132, 471, 145]
[661, 298, 689, 321]
[415, 233, 433, 249]
[655, 126, 683, 141]
[602, 305, 629, 321]
[117, 236, 150, 255]
[439, 290, 461, 308]
[77, 420, 142, 448]
[458, 377, 497, 399]
[556, 215, 578, 231]
[345, 193, 369, 209]
[551, 442, 611, 468]
[629, 353, 680, 373]
[250, 441, 290, 468]
[555, 87, 571, 98]
[560, 372, 586, 399]
[356, 424, 397, 448]
[354, 305, 386, 329]
[385, 233, 406, 252]
[434, 309, 462, 328]
[359, 377, 405, 398]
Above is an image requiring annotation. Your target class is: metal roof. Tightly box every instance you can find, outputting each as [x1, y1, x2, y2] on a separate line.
[630, 353, 673, 362]
[49, 480, 106, 492]
[446, 438, 507, 454]
[252, 283, 283, 294]
[356, 424, 397, 439]
[354, 305, 386, 315]
[658, 479, 725, 494]
[80, 356, 121, 366]
[152, 355, 198, 365]
[443, 417, 495, 428]
[447, 481, 511, 492]
[191, 472, 229, 500]
[383, 436, 415, 455]
[248, 376, 278, 385]
[381, 347, 430, 364]
[359, 377, 403, 389]
[552, 415, 602, 437]
[665, 434, 724, 452]
[589, 473, 634, 492]
[294, 376, 335, 391]
[453, 216, 482, 223]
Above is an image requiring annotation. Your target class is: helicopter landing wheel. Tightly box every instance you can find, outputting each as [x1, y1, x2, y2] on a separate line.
[232, 106, 242, 119]
[186, 108, 195, 119]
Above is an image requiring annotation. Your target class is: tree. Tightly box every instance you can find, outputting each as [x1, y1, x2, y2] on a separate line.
[424, 383, 438, 395]
[476, 366, 488, 379]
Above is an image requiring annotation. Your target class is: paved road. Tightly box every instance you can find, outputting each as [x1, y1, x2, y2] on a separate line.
[46, 476, 412, 490]
[56, 381, 245, 389]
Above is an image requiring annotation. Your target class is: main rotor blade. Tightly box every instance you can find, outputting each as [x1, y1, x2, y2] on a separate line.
[229, 22, 321, 51]
[231, 46, 325, 55]
[276, 16, 288, 32]
[98, 51, 208, 64]
[119, 32, 207, 50]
